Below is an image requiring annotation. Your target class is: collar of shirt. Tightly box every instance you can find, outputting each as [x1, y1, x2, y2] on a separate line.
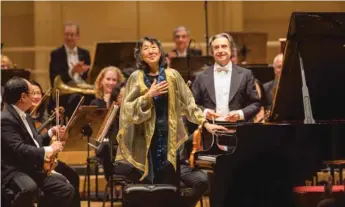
[176, 49, 187, 57]
[64, 44, 78, 55]
[214, 61, 232, 73]
[12, 104, 27, 120]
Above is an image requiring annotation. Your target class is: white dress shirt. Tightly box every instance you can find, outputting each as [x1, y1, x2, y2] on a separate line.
[12, 105, 53, 153]
[176, 49, 187, 57]
[64, 45, 83, 83]
[203, 62, 244, 121]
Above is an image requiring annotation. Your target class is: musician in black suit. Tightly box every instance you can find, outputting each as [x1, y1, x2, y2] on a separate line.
[192, 33, 261, 148]
[169, 26, 202, 58]
[49, 22, 91, 117]
[263, 53, 283, 110]
[1, 77, 74, 207]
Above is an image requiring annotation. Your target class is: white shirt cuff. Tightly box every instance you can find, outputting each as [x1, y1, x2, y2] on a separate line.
[48, 129, 54, 138]
[44, 146, 53, 153]
[44, 146, 54, 160]
[203, 108, 211, 118]
[237, 110, 245, 120]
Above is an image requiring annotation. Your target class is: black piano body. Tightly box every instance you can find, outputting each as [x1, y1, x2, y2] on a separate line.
[194, 12, 345, 207]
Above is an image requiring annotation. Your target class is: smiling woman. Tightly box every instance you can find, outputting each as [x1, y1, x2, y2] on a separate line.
[92, 66, 126, 109]
[116, 36, 227, 206]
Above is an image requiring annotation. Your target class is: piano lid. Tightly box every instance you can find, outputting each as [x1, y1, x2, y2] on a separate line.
[271, 12, 345, 122]
[87, 42, 136, 84]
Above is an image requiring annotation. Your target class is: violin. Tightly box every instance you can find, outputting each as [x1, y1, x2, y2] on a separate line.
[34, 107, 65, 135]
[43, 90, 61, 176]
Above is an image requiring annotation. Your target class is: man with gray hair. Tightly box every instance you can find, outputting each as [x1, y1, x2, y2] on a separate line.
[192, 32, 260, 147]
[263, 53, 283, 109]
[169, 26, 202, 58]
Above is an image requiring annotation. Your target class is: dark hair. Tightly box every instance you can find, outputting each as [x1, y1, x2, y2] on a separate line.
[134, 36, 168, 71]
[30, 80, 46, 121]
[4, 77, 29, 105]
[109, 81, 126, 104]
[208, 33, 237, 57]
[122, 68, 137, 79]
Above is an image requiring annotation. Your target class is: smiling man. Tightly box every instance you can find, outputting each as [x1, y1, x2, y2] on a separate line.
[192, 33, 261, 148]
[169, 26, 202, 58]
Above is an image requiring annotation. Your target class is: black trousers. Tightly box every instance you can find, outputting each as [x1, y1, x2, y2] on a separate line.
[7, 171, 74, 207]
[96, 142, 141, 182]
[55, 161, 80, 207]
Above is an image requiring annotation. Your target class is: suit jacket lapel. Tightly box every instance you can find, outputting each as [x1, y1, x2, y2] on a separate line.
[228, 65, 244, 103]
[5, 104, 38, 146]
[77, 47, 85, 62]
[205, 67, 216, 104]
[60, 45, 69, 69]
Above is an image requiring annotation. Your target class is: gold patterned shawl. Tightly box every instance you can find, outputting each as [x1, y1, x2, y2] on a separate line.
[115, 68, 206, 181]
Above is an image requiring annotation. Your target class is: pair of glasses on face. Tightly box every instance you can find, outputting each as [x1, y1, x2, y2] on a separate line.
[27, 91, 42, 96]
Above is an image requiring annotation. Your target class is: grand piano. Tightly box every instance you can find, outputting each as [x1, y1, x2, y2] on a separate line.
[193, 12, 345, 207]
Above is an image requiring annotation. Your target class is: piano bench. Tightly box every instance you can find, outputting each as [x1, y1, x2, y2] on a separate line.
[323, 160, 345, 184]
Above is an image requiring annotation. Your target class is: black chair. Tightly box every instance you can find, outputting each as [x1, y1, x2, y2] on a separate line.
[102, 174, 133, 207]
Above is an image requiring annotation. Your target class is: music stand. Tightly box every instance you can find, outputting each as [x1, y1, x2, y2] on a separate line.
[88, 42, 136, 84]
[170, 56, 214, 82]
[66, 106, 107, 207]
[1, 69, 31, 85]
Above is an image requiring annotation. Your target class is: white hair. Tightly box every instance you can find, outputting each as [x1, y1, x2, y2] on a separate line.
[273, 53, 283, 66]
[172, 26, 190, 37]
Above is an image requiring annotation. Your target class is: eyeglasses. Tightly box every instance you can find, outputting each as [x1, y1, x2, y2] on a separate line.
[27, 91, 41, 96]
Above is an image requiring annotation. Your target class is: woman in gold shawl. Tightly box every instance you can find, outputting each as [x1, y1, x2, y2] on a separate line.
[116, 36, 225, 188]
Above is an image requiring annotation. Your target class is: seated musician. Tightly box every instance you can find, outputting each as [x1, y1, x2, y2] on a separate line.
[29, 80, 81, 207]
[116, 36, 226, 207]
[1, 77, 74, 207]
[49, 22, 91, 117]
[168, 26, 202, 59]
[91, 66, 126, 108]
[192, 33, 261, 148]
[263, 53, 283, 110]
[1, 54, 14, 69]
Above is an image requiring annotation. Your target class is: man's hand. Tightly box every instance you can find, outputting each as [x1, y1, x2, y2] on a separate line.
[72, 61, 89, 74]
[50, 141, 63, 154]
[51, 126, 66, 140]
[204, 122, 227, 134]
[146, 79, 168, 98]
[225, 111, 241, 122]
[205, 109, 221, 120]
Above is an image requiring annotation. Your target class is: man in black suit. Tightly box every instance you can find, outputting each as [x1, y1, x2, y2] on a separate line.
[191, 33, 261, 207]
[1, 77, 74, 207]
[49, 22, 91, 117]
[192, 33, 260, 147]
[169, 26, 202, 58]
[263, 53, 283, 110]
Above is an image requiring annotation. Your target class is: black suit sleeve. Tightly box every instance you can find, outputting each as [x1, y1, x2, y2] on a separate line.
[1, 118, 45, 168]
[242, 71, 261, 120]
[49, 51, 72, 86]
[191, 73, 205, 111]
